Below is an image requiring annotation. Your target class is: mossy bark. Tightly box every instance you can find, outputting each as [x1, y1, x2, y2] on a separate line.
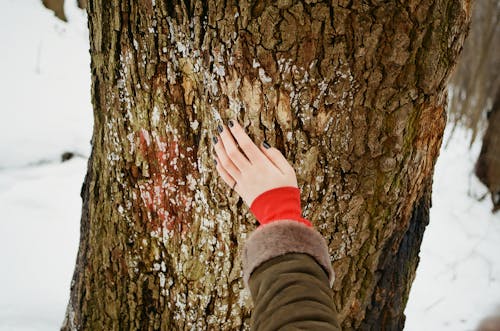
[62, 1, 471, 330]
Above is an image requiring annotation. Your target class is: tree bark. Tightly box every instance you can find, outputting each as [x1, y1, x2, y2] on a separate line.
[63, 1, 471, 330]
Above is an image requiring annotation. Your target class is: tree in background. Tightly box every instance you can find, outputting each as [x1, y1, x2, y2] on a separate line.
[448, 0, 499, 142]
[475, 93, 500, 212]
[61, 1, 471, 330]
[447, 0, 499, 211]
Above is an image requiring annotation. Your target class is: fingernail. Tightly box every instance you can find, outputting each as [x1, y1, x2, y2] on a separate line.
[217, 124, 223, 133]
[212, 136, 218, 144]
[228, 120, 234, 128]
[263, 141, 271, 149]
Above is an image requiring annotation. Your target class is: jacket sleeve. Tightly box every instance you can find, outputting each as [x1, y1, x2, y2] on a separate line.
[242, 220, 340, 331]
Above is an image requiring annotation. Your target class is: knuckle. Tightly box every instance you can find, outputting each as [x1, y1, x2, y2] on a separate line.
[226, 147, 240, 159]
[220, 156, 232, 168]
[240, 140, 253, 150]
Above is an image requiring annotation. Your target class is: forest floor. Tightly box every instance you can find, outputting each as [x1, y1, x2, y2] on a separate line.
[0, 1, 499, 330]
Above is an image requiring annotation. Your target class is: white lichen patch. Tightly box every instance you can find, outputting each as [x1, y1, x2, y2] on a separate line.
[126, 252, 141, 274]
[210, 106, 222, 122]
[258, 68, 272, 83]
[150, 226, 174, 246]
[151, 106, 160, 125]
[173, 292, 187, 320]
[126, 132, 136, 154]
[159, 272, 166, 287]
[186, 173, 197, 191]
[214, 64, 226, 77]
[117, 50, 133, 113]
[190, 119, 199, 131]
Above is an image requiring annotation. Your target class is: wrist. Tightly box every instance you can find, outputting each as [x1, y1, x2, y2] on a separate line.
[249, 186, 312, 227]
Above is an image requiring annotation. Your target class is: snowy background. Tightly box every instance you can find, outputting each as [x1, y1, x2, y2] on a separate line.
[0, 1, 498, 330]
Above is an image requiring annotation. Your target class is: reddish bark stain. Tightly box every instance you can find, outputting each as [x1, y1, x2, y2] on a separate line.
[136, 128, 197, 237]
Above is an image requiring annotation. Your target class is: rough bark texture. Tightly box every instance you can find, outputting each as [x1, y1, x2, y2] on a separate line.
[475, 92, 500, 212]
[63, 1, 471, 330]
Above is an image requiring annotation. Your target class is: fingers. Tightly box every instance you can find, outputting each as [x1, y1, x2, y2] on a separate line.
[212, 119, 295, 186]
[217, 123, 252, 171]
[213, 155, 237, 188]
[227, 120, 268, 164]
[259, 142, 295, 175]
[213, 135, 241, 180]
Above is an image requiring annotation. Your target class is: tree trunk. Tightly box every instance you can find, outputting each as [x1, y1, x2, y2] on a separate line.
[62, 1, 471, 330]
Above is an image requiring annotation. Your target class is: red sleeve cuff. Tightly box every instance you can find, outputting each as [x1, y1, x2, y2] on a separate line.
[249, 186, 312, 227]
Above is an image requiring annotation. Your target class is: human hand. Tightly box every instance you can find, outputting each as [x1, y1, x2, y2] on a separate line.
[212, 119, 298, 207]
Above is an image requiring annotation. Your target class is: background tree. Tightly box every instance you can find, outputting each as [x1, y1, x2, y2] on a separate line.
[447, 0, 499, 211]
[475, 93, 500, 211]
[62, 1, 471, 330]
[448, 0, 499, 143]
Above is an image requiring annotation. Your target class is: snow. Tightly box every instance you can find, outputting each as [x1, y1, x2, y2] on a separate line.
[0, 0, 91, 329]
[0, 159, 85, 331]
[404, 128, 500, 331]
[0, 0, 91, 170]
[0, 1, 499, 330]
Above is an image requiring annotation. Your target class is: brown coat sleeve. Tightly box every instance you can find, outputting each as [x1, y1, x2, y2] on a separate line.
[242, 220, 340, 331]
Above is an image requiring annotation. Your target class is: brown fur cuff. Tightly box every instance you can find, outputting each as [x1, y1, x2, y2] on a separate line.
[242, 220, 334, 289]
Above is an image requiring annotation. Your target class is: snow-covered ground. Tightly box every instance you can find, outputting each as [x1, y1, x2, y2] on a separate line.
[0, 1, 498, 330]
[0, 1, 91, 330]
[405, 128, 500, 331]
